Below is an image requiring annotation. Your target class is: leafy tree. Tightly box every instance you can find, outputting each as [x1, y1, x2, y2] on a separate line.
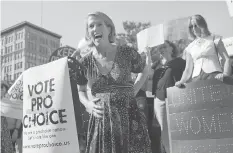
[116, 21, 151, 49]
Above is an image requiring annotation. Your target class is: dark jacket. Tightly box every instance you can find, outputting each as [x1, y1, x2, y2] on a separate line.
[152, 57, 186, 100]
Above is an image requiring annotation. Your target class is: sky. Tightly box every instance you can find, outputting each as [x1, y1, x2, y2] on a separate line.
[1, 1, 233, 48]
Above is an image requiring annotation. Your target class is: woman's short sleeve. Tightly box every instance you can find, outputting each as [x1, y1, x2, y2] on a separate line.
[130, 47, 145, 73]
[75, 57, 88, 85]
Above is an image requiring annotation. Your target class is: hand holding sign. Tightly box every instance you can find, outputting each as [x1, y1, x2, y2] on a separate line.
[144, 46, 152, 67]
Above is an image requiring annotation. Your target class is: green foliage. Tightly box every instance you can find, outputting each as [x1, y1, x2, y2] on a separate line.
[116, 21, 151, 49]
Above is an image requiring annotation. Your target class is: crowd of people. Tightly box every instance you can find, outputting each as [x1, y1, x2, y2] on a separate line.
[70, 12, 232, 153]
[1, 12, 233, 153]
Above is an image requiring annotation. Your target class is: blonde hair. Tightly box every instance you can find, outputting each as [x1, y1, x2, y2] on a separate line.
[188, 14, 211, 39]
[85, 11, 116, 46]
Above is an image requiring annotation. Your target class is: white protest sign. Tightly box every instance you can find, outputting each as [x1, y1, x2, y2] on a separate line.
[1, 74, 24, 119]
[6, 73, 23, 103]
[22, 57, 79, 153]
[137, 24, 164, 53]
[226, 0, 233, 17]
[222, 37, 233, 56]
[137, 28, 148, 53]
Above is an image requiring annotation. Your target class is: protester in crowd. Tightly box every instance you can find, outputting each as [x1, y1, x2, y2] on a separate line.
[1, 82, 14, 153]
[71, 38, 152, 152]
[76, 11, 152, 153]
[175, 14, 231, 87]
[6, 115, 22, 153]
[151, 40, 186, 153]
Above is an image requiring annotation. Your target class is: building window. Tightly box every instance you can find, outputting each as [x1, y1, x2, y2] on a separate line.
[10, 46, 12, 53]
[14, 72, 21, 80]
[14, 62, 22, 70]
[15, 42, 23, 50]
[6, 46, 13, 54]
[6, 36, 13, 44]
[21, 32, 24, 39]
[40, 37, 45, 44]
[16, 32, 23, 40]
[20, 42, 23, 49]
[33, 54, 36, 60]
[30, 53, 33, 60]
[28, 42, 36, 51]
[15, 43, 19, 50]
[8, 75, 11, 80]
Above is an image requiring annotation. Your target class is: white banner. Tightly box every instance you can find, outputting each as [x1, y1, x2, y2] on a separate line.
[22, 57, 79, 153]
[137, 17, 191, 55]
[222, 37, 233, 56]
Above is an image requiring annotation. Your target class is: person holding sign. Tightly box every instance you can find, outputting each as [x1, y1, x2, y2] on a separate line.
[77, 11, 152, 153]
[151, 40, 186, 153]
[175, 14, 232, 86]
[1, 83, 14, 153]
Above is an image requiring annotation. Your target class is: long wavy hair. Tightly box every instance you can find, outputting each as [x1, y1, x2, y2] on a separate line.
[188, 14, 211, 39]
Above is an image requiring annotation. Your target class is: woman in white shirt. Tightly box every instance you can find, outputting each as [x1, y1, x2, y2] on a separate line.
[176, 14, 231, 86]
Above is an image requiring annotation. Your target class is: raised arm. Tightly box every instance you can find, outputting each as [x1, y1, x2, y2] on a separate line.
[133, 47, 152, 95]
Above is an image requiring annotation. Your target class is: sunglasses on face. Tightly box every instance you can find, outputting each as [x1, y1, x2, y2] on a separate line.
[189, 24, 198, 29]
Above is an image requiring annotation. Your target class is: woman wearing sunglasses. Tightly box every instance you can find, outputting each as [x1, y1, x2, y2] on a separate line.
[175, 14, 231, 87]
